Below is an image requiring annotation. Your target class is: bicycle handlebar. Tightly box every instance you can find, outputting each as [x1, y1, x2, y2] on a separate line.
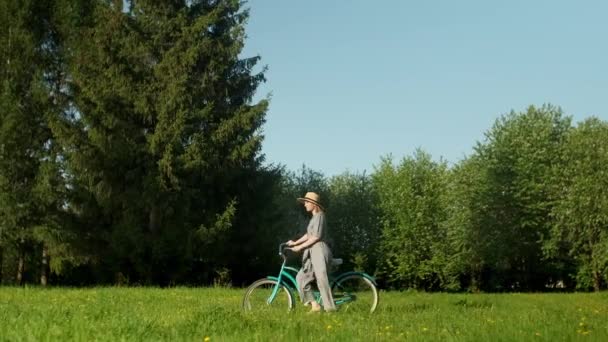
[278, 242, 289, 257]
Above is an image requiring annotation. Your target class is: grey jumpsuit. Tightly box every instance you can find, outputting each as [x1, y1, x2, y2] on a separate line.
[295, 211, 336, 311]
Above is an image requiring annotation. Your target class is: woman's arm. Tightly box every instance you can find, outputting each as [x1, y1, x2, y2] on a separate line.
[291, 235, 319, 252]
[287, 234, 308, 246]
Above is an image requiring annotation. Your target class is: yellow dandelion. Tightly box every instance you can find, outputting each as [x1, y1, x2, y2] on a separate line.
[204, 337, 210, 342]
[385, 326, 391, 330]
[579, 322, 585, 326]
[582, 331, 590, 335]
[535, 332, 541, 336]
[326, 325, 332, 330]
[422, 327, 429, 332]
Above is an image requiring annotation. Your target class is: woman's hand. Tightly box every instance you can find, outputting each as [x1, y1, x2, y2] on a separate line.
[286, 240, 295, 247]
[291, 245, 303, 253]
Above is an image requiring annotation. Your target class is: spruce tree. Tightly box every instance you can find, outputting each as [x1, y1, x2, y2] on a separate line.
[0, 0, 67, 284]
[53, 0, 268, 283]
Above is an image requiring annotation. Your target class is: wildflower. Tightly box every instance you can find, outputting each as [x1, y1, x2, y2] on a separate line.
[326, 325, 332, 330]
[204, 337, 210, 342]
[535, 332, 541, 336]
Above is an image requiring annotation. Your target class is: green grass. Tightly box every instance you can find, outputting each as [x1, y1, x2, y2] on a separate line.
[1, 287, 607, 341]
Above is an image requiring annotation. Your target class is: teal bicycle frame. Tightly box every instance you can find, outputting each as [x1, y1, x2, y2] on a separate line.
[265, 243, 377, 306]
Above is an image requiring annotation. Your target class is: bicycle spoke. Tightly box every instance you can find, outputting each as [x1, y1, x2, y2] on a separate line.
[243, 279, 294, 313]
[332, 275, 378, 313]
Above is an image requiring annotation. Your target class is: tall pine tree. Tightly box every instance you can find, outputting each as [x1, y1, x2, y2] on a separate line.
[52, 0, 267, 284]
[0, 0, 67, 285]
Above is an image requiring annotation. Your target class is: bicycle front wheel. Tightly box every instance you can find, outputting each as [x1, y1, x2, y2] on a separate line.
[242, 278, 295, 312]
[331, 275, 379, 313]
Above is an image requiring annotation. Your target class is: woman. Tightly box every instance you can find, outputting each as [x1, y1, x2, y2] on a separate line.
[287, 192, 336, 313]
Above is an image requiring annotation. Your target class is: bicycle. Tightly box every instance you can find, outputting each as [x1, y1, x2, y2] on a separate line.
[242, 243, 379, 313]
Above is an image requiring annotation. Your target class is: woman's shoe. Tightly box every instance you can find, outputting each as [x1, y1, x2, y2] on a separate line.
[307, 304, 322, 313]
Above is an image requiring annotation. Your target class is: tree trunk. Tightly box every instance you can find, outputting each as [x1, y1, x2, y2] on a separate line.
[470, 272, 480, 293]
[590, 240, 601, 292]
[470, 261, 481, 293]
[149, 204, 160, 232]
[41, 244, 49, 286]
[592, 269, 601, 292]
[0, 244, 4, 284]
[16, 250, 25, 286]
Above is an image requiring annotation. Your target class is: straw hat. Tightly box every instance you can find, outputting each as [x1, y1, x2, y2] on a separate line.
[297, 192, 324, 210]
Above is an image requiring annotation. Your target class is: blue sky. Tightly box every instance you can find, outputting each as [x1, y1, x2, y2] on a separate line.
[242, 0, 608, 176]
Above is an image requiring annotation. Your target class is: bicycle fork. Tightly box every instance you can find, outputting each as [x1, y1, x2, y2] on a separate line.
[267, 260, 287, 305]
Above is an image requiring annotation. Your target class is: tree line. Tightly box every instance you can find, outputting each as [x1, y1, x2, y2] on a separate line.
[1, 0, 606, 291]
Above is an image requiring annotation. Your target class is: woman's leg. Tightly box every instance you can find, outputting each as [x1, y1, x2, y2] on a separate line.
[296, 268, 316, 305]
[311, 249, 336, 311]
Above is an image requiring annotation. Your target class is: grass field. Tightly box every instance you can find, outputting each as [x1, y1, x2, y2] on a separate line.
[1, 287, 607, 341]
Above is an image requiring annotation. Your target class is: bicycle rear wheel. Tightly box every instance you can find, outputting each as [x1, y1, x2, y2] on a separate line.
[242, 278, 295, 312]
[331, 275, 379, 313]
